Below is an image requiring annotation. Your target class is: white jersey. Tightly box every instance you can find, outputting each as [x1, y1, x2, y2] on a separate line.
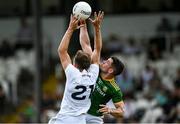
[58, 64, 99, 116]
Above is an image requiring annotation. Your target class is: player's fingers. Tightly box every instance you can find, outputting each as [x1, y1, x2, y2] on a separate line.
[74, 18, 80, 24]
[73, 15, 78, 20]
[70, 14, 73, 19]
[99, 109, 106, 112]
[99, 109, 109, 115]
[102, 11, 104, 15]
[70, 14, 75, 23]
[97, 11, 101, 21]
[88, 18, 93, 23]
[99, 12, 104, 21]
[99, 104, 106, 107]
[72, 19, 77, 24]
[98, 11, 101, 17]
[101, 11, 104, 19]
[120, 106, 125, 112]
[99, 107, 106, 111]
[94, 12, 97, 19]
[99, 107, 109, 112]
[103, 112, 109, 114]
[72, 16, 77, 23]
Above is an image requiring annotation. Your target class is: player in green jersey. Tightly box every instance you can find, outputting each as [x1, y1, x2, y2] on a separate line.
[80, 11, 125, 124]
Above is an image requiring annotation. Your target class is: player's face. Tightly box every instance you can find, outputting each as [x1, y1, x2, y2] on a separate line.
[100, 58, 113, 73]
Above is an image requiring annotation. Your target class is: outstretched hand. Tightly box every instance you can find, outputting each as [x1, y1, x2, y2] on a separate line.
[68, 15, 83, 30]
[99, 104, 111, 115]
[89, 11, 104, 29]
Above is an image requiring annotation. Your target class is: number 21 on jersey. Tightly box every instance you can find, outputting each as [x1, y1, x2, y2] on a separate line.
[71, 85, 94, 100]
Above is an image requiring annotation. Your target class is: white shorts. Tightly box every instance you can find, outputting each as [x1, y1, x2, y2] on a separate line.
[86, 113, 103, 124]
[48, 114, 86, 124]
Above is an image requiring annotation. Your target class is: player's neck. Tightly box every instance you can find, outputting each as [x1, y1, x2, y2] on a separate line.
[100, 73, 114, 80]
[74, 64, 83, 72]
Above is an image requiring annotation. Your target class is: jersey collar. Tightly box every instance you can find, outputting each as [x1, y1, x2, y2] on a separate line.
[100, 75, 115, 82]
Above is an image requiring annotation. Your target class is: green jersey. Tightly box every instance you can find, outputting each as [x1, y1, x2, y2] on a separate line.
[87, 76, 123, 116]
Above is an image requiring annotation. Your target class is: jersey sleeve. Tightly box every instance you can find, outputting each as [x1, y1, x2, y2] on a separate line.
[88, 64, 99, 82]
[65, 64, 79, 81]
[112, 89, 123, 103]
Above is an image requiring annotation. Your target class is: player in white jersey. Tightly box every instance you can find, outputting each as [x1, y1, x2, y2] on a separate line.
[48, 13, 102, 124]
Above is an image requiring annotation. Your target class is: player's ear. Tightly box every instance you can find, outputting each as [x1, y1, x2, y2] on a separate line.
[108, 68, 113, 74]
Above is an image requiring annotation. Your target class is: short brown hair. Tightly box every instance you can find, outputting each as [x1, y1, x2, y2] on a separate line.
[74, 50, 91, 71]
[111, 56, 124, 75]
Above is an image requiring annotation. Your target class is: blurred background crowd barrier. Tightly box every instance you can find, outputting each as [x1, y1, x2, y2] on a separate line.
[0, 0, 180, 123]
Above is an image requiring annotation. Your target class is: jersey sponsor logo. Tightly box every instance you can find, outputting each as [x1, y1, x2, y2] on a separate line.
[95, 78, 106, 96]
[102, 86, 107, 92]
[98, 78, 104, 85]
[96, 85, 106, 97]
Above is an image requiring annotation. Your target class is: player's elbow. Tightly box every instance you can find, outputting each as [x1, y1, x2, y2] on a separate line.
[57, 47, 66, 57]
[57, 47, 60, 53]
[57, 47, 61, 56]
[58, 46, 65, 53]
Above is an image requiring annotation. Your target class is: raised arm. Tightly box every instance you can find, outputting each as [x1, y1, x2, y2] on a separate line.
[90, 11, 104, 64]
[58, 15, 79, 70]
[79, 20, 93, 55]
